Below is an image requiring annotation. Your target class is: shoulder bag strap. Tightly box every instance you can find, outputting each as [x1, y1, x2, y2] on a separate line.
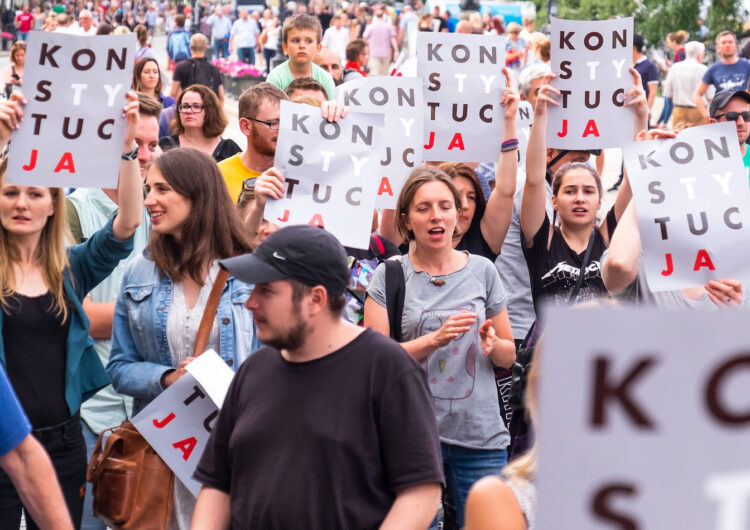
[384, 260, 405, 342]
[568, 228, 596, 304]
[193, 268, 231, 357]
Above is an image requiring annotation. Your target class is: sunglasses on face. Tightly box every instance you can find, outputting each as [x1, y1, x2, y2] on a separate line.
[715, 111, 750, 122]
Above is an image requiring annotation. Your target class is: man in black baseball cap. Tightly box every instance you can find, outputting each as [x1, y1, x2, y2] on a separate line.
[192, 225, 444, 529]
[709, 89, 750, 171]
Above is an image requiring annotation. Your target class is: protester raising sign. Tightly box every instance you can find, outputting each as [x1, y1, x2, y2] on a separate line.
[622, 122, 750, 291]
[337, 77, 423, 209]
[132, 351, 234, 497]
[265, 100, 385, 250]
[7, 32, 135, 187]
[537, 307, 750, 529]
[417, 31, 506, 162]
[547, 17, 633, 149]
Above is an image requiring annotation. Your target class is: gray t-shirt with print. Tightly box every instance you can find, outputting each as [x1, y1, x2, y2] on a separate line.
[368, 253, 510, 450]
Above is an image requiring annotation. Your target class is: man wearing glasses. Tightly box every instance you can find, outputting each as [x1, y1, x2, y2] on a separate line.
[708, 89, 750, 183]
[218, 83, 290, 202]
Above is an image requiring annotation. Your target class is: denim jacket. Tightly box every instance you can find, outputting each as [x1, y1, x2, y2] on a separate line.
[0, 216, 134, 416]
[107, 252, 260, 415]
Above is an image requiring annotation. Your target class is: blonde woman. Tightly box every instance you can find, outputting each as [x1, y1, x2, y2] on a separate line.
[0, 92, 143, 528]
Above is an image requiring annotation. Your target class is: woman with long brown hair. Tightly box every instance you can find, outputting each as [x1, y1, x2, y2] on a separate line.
[132, 57, 175, 110]
[107, 147, 259, 528]
[0, 92, 143, 529]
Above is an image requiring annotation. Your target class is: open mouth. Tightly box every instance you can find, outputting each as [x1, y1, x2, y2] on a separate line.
[148, 210, 165, 222]
[12, 215, 30, 221]
[572, 207, 588, 216]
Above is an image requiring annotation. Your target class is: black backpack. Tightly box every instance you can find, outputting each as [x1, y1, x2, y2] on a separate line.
[186, 58, 221, 97]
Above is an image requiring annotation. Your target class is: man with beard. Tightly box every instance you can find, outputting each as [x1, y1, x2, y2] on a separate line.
[694, 31, 750, 123]
[218, 83, 289, 201]
[191, 226, 444, 530]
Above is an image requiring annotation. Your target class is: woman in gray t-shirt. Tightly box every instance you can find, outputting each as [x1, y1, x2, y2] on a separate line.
[365, 168, 516, 526]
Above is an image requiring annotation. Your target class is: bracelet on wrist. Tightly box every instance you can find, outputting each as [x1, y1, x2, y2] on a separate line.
[501, 138, 519, 152]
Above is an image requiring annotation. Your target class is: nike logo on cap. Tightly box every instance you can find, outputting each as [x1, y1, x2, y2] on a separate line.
[272, 251, 287, 261]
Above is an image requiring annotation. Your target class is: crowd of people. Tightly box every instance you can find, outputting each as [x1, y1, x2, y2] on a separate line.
[0, 2, 747, 530]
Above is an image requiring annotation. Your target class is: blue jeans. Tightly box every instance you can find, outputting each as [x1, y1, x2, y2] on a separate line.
[213, 37, 228, 59]
[657, 96, 674, 125]
[17, 32, 28, 42]
[81, 421, 107, 530]
[237, 46, 255, 64]
[439, 443, 508, 527]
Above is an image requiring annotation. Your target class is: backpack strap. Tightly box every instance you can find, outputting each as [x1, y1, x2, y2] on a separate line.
[384, 260, 405, 342]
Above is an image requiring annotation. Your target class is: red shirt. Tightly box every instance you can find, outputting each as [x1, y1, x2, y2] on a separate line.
[16, 13, 34, 33]
[345, 60, 367, 77]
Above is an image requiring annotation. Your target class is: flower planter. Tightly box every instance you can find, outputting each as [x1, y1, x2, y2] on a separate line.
[223, 76, 264, 98]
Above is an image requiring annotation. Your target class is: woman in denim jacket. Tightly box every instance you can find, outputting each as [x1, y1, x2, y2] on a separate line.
[107, 147, 258, 529]
[0, 93, 143, 529]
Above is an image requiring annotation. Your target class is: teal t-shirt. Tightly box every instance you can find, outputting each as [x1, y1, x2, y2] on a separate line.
[743, 145, 750, 186]
[266, 60, 336, 100]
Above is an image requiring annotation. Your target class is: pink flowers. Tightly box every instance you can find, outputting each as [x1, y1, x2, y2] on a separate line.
[211, 58, 263, 78]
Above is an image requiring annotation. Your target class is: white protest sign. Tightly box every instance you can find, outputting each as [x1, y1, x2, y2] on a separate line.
[132, 350, 233, 496]
[516, 100, 533, 169]
[547, 17, 633, 149]
[417, 31, 506, 162]
[622, 122, 750, 291]
[336, 76, 423, 209]
[7, 32, 135, 187]
[537, 307, 750, 529]
[266, 100, 385, 250]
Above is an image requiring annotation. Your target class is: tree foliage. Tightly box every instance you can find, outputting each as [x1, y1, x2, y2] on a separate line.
[707, 0, 747, 39]
[534, 0, 704, 49]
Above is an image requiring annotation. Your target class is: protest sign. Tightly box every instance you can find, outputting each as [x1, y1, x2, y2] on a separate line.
[417, 31, 506, 162]
[337, 77, 423, 209]
[622, 122, 750, 291]
[547, 17, 633, 149]
[537, 307, 750, 530]
[132, 350, 234, 496]
[7, 32, 135, 188]
[265, 100, 385, 250]
[516, 100, 533, 169]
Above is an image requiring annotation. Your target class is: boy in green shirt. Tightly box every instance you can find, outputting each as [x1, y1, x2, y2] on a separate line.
[266, 13, 337, 100]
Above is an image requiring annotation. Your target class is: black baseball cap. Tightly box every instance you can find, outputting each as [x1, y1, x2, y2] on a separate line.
[709, 89, 750, 118]
[219, 225, 350, 295]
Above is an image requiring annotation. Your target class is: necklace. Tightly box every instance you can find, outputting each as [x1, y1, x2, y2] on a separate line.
[430, 275, 448, 287]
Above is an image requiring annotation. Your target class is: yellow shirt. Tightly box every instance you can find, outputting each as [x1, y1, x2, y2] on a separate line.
[218, 153, 261, 202]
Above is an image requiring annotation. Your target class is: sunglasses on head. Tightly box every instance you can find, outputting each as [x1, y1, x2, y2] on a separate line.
[715, 111, 750, 122]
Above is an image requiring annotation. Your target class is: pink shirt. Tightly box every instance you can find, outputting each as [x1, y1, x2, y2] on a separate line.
[363, 19, 395, 58]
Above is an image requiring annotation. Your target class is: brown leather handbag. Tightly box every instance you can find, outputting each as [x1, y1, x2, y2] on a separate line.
[86, 269, 231, 529]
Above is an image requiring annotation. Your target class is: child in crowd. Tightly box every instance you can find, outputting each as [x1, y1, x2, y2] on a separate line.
[266, 13, 336, 99]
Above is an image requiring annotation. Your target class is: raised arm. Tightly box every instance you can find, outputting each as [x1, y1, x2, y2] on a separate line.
[480, 68, 519, 255]
[242, 168, 285, 247]
[520, 75, 557, 247]
[601, 199, 640, 294]
[626, 68, 649, 141]
[0, 92, 25, 151]
[112, 91, 144, 241]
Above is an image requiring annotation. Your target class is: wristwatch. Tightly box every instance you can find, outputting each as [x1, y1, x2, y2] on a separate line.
[121, 146, 139, 161]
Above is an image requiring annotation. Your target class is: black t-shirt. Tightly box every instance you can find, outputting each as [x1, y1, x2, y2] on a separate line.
[172, 57, 223, 97]
[2, 292, 71, 428]
[158, 135, 241, 163]
[194, 329, 444, 529]
[456, 222, 497, 262]
[523, 207, 617, 318]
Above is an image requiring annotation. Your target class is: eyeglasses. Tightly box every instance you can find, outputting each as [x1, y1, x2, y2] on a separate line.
[715, 111, 750, 122]
[248, 117, 280, 130]
[178, 104, 205, 113]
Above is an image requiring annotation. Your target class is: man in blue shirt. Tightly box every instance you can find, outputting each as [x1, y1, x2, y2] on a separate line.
[0, 365, 73, 528]
[694, 30, 750, 122]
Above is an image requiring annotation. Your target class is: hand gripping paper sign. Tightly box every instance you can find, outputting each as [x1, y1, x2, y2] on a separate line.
[417, 31, 506, 162]
[265, 100, 385, 250]
[7, 32, 135, 187]
[622, 122, 750, 291]
[547, 17, 634, 149]
[537, 307, 750, 530]
[132, 350, 235, 497]
[336, 77, 423, 209]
